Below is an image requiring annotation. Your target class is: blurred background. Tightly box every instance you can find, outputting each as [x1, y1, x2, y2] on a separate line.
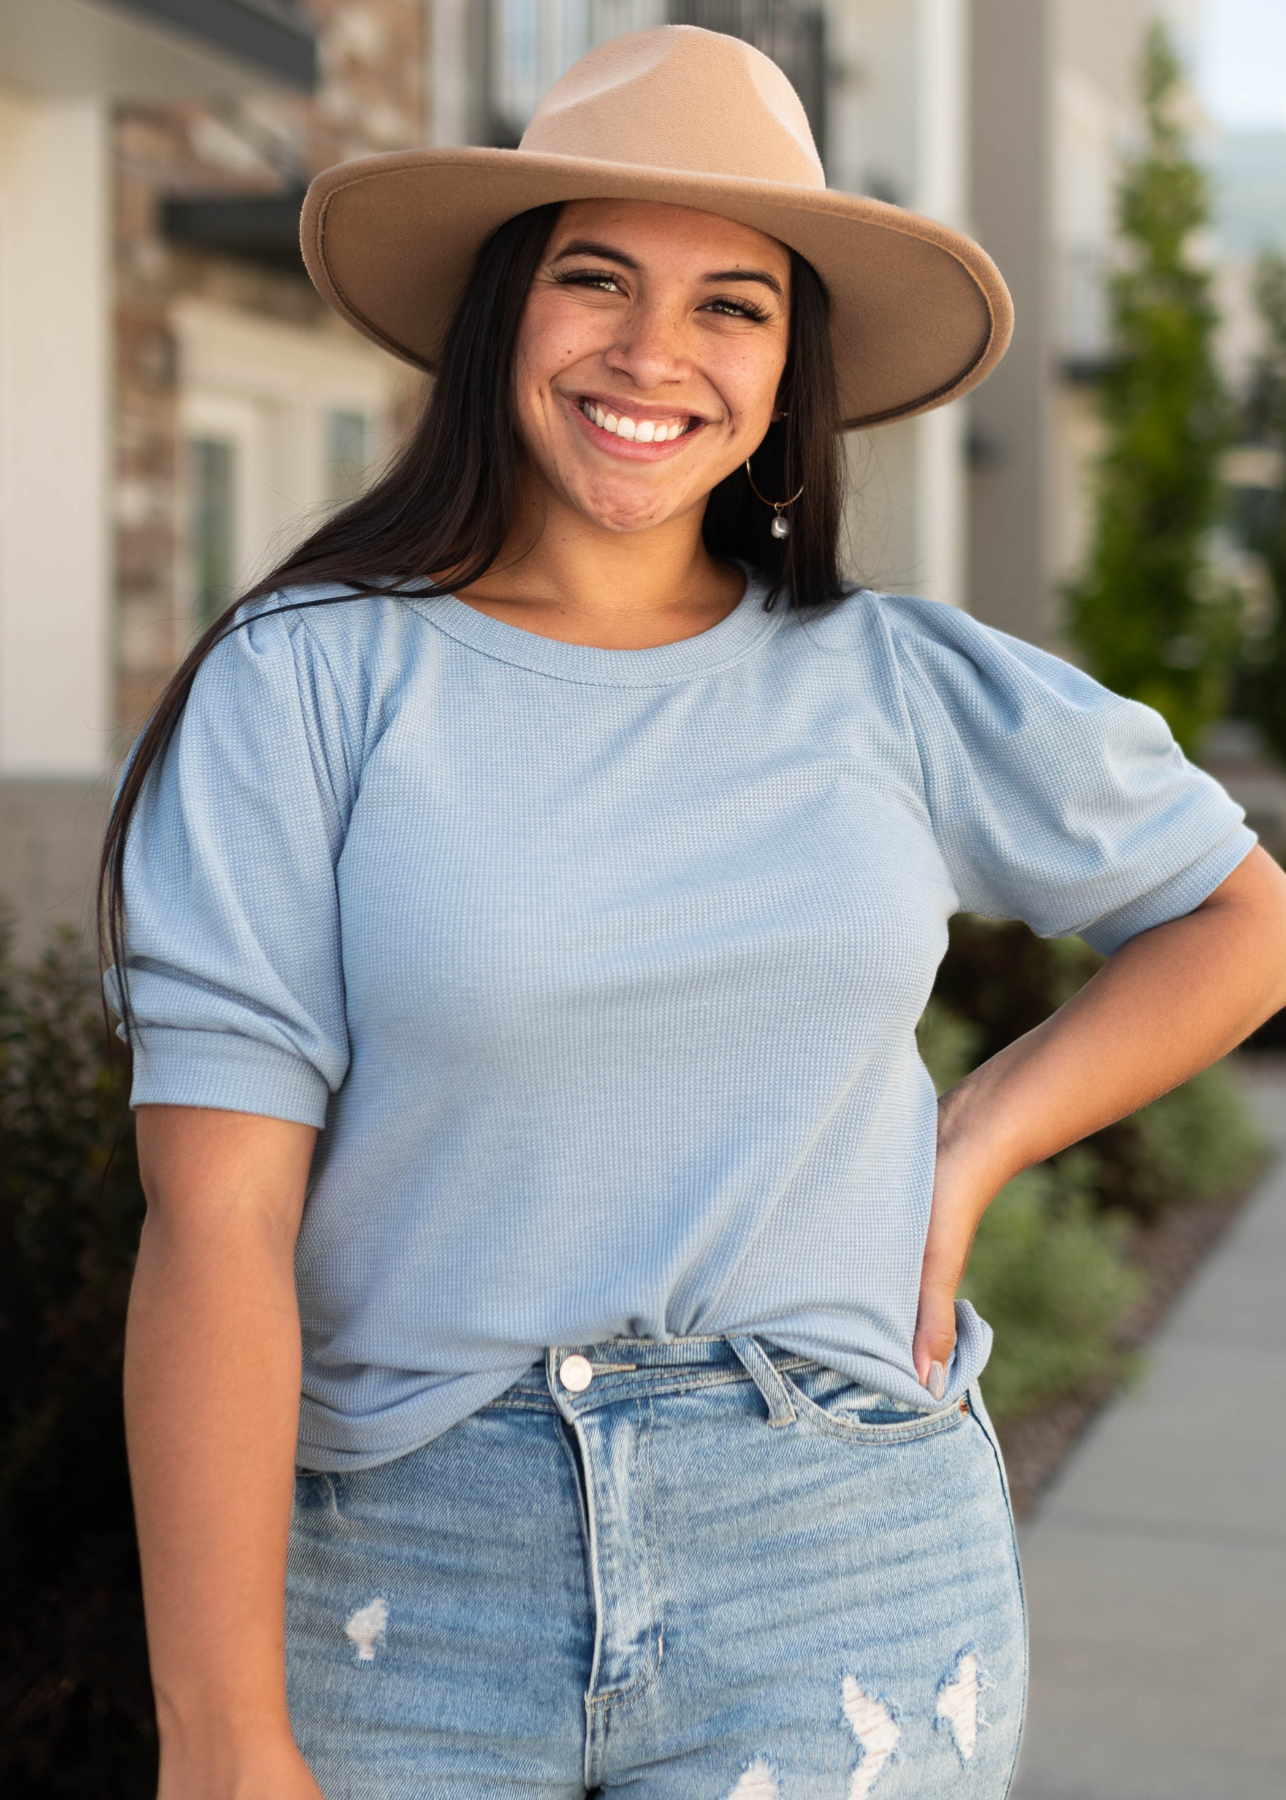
[0, 4, 1284, 1796]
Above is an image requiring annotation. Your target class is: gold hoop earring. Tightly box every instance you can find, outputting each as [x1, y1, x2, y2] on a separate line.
[744, 454, 805, 539]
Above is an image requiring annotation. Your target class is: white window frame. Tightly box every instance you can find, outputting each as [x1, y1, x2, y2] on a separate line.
[488, 0, 665, 138]
[173, 298, 403, 638]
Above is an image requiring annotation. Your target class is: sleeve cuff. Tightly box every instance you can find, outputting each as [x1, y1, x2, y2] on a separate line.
[1077, 823, 1258, 956]
[129, 1026, 333, 1128]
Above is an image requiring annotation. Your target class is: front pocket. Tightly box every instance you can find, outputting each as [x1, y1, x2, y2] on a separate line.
[775, 1359, 968, 1444]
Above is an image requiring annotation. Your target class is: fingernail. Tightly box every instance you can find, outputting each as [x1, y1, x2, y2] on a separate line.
[926, 1361, 946, 1401]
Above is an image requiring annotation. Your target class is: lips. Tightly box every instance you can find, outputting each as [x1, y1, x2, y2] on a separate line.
[578, 398, 695, 443]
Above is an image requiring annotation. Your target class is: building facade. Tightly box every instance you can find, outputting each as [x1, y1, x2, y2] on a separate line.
[0, 1, 423, 956]
[967, 0, 1201, 645]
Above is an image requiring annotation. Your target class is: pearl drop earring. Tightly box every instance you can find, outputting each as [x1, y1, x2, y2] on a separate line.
[745, 453, 805, 538]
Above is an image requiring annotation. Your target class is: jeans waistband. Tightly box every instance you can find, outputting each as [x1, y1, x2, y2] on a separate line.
[497, 1335, 820, 1424]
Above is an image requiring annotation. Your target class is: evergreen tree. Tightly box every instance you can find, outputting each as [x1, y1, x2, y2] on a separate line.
[1244, 252, 1286, 762]
[1070, 23, 1237, 752]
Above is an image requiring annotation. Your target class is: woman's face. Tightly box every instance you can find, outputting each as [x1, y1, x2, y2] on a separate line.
[512, 199, 792, 536]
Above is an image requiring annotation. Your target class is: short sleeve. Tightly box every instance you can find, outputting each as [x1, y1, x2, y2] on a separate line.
[884, 595, 1256, 954]
[106, 604, 356, 1126]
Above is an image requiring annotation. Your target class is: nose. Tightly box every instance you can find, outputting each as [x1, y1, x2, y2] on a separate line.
[602, 297, 691, 394]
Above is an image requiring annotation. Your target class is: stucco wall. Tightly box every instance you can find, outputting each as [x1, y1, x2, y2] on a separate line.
[0, 94, 112, 775]
[0, 778, 111, 962]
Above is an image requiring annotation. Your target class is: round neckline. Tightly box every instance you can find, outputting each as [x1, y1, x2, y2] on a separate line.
[408, 566, 782, 687]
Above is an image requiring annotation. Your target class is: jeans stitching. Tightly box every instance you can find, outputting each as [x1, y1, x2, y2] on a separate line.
[775, 1366, 967, 1444]
[645, 1391, 664, 1681]
[553, 1413, 594, 1583]
[485, 1368, 768, 1412]
[966, 1401, 1029, 1799]
[586, 1394, 664, 1711]
[583, 1360, 816, 1406]
[287, 1378, 1027, 1783]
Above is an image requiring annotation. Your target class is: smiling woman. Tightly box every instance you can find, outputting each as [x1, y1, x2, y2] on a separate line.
[458, 200, 803, 644]
[98, 23, 1286, 1800]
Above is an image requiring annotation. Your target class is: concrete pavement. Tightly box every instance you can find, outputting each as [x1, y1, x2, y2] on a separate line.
[1009, 1060, 1286, 1800]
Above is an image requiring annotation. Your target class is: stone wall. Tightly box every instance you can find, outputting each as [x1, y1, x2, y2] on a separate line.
[112, 0, 428, 742]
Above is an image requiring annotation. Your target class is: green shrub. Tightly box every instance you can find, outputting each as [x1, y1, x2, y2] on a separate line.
[929, 915, 1102, 1056]
[924, 913, 1266, 1420]
[1119, 1063, 1263, 1207]
[960, 1160, 1142, 1422]
[0, 919, 154, 1797]
[915, 997, 982, 1095]
[931, 914, 1264, 1223]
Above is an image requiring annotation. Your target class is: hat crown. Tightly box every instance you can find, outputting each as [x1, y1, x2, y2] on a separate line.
[519, 25, 824, 191]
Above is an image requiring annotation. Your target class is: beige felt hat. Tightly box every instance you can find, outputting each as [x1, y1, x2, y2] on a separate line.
[301, 25, 1012, 431]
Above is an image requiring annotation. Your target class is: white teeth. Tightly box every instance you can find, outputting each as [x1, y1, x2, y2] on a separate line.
[581, 401, 689, 442]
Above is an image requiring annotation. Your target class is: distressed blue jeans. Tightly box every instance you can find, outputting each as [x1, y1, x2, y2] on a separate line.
[286, 1337, 1027, 1798]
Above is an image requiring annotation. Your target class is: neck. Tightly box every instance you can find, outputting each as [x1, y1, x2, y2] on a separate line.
[452, 468, 745, 650]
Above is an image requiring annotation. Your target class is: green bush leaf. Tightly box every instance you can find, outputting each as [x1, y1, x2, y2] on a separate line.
[962, 1163, 1142, 1422]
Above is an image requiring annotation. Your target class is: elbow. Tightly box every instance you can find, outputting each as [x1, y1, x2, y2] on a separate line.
[1212, 846, 1286, 1030]
[1254, 854, 1286, 1019]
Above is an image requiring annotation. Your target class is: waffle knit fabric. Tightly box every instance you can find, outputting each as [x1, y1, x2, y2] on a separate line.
[110, 575, 1254, 1469]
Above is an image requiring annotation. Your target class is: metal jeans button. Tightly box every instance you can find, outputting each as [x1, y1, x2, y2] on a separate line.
[559, 1353, 594, 1393]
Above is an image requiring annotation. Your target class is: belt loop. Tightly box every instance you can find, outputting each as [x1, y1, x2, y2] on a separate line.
[727, 1336, 796, 1427]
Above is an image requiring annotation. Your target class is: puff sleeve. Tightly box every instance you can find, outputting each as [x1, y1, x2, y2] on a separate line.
[883, 594, 1256, 954]
[106, 605, 356, 1126]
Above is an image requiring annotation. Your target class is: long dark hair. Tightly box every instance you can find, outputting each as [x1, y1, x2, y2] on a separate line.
[100, 202, 846, 1006]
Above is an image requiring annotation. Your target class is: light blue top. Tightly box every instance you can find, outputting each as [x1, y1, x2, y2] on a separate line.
[113, 575, 1253, 1469]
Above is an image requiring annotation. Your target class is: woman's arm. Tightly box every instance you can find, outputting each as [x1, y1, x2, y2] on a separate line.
[915, 845, 1286, 1395]
[126, 1106, 324, 1800]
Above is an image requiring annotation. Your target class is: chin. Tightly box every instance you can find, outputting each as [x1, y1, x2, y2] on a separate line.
[571, 477, 698, 536]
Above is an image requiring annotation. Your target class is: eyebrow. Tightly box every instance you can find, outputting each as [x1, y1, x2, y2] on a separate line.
[551, 239, 784, 300]
[704, 266, 784, 299]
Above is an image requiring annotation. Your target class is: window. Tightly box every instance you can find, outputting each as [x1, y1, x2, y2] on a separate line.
[174, 300, 399, 641]
[488, 1, 665, 141]
[189, 436, 237, 630]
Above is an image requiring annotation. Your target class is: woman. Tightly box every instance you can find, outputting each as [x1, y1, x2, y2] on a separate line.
[107, 27, 1286, 1800]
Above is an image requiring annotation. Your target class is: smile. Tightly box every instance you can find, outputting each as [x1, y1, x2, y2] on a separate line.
[578, 398, 695, 443]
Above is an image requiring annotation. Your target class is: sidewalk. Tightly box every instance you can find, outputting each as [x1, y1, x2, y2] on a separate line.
[1009, 1059, 1286, 1800]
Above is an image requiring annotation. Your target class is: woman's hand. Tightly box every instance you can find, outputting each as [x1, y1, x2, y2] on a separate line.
[913, 846, 1286, 1396]
[127, 1106, 319, 1800]
[912, 1133, 998, 1398]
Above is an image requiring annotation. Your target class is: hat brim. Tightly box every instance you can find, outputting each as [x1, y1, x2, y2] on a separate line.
[300, 148, 1013, 432]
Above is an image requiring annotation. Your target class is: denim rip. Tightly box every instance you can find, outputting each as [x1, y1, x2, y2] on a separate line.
[286, 1335, 1028, 1799]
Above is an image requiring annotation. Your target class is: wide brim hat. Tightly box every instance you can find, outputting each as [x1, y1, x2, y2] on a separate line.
[301, 25, 1013, 432]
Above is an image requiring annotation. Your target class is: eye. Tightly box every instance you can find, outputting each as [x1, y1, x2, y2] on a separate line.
[552, 267, 625, 294]
[702, 296, 772, 322]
